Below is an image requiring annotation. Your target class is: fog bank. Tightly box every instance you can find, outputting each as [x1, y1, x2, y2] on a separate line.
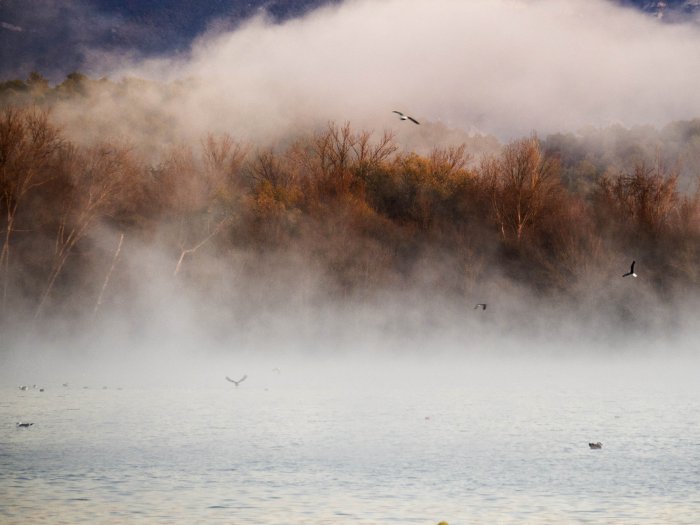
[76, 0, 700, 144]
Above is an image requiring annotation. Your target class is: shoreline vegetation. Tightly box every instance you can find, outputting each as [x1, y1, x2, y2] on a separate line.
[1, 72, 700, 334]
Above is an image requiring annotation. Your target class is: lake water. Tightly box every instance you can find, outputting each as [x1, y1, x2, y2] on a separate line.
[1, 358, 699, 524]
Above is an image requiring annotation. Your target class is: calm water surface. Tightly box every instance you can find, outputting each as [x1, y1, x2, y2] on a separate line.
[1, 359, 699, 524]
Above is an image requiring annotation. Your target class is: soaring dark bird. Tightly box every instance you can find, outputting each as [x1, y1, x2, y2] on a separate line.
[474, 304, 487, 310]
[589, 442, 602, 449]
[392, 111, 420, 124]
[16, 422, 33, 428]
[622, 260, 637, 278]
[226, 375, 247, 387]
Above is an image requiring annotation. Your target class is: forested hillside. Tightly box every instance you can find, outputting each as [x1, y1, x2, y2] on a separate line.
[1, 74, 700, 337]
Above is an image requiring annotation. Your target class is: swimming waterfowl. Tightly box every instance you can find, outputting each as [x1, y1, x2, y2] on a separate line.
[589, 442, 602, 449]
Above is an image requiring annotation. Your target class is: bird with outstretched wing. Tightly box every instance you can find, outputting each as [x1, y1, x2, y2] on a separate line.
[392, 110, 420, 124]
[622, 260, 637, 278]
[226, 374, 247, 387]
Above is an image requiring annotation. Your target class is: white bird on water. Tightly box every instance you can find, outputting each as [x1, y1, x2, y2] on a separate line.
[392, 111, 420, 124]
[622, 260, 637, 278]
[226, 375, 247, 387]
[474, 303, 487, 310]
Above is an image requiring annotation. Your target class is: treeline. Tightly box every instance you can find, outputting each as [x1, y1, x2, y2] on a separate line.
[0, 72, 93, 105]
[2, 104, 700, 326]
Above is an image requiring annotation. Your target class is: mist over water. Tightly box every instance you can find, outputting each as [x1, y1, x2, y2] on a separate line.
[2, 248, 699, 390]
[2, 1, 700, 523]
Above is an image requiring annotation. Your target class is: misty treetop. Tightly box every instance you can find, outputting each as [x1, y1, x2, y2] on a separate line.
[1, 73, 700, 330]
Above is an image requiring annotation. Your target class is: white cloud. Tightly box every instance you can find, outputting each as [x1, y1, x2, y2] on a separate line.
[90, 0, 700, 142]
[1, 21, 23, 32]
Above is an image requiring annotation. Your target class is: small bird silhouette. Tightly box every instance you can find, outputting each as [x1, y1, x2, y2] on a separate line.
[589, 442, 603, 449]
[474, 303, 487, 310]
[16, 422, 33, 428]
[622, 260, 637, 278]
[392, 110, 420, 124]
[226, 375, 247, 387]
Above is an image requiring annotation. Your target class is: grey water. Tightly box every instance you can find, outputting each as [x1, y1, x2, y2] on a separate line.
[1, 358, 699, 524]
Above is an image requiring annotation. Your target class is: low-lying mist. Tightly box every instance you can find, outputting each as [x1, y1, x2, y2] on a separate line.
[2, 217, 699, 390]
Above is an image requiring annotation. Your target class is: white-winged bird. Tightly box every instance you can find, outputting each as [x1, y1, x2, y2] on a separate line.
[392, 111, 420, 124]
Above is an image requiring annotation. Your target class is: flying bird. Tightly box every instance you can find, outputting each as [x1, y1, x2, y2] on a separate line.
[474, 304, 487, 310]
[16, 422, 33, 428]
[589, 442, 603, 449]
[392, 111, 420, 124]
[622, 260, 637, 278]
[226, 375, 248, 387]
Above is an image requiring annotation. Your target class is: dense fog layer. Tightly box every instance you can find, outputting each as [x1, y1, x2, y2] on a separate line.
[76, 0, 700, 143]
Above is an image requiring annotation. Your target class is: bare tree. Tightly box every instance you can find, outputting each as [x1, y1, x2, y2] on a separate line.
[594, 162, 679, 238]
[35, 144, 131, 318]
[351, 128, 397, 180]
[201, 133, 248, 195]
[248, 149, 293, 189]
[166, 135, 247, 277]
[428, 144, 471, 179]
[92, 232, 124, 318]
[0, 108, 62, 311]
[481, 136, 560, 244]
[173, 217, 230, 277]
[310, 122, 397, 199]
